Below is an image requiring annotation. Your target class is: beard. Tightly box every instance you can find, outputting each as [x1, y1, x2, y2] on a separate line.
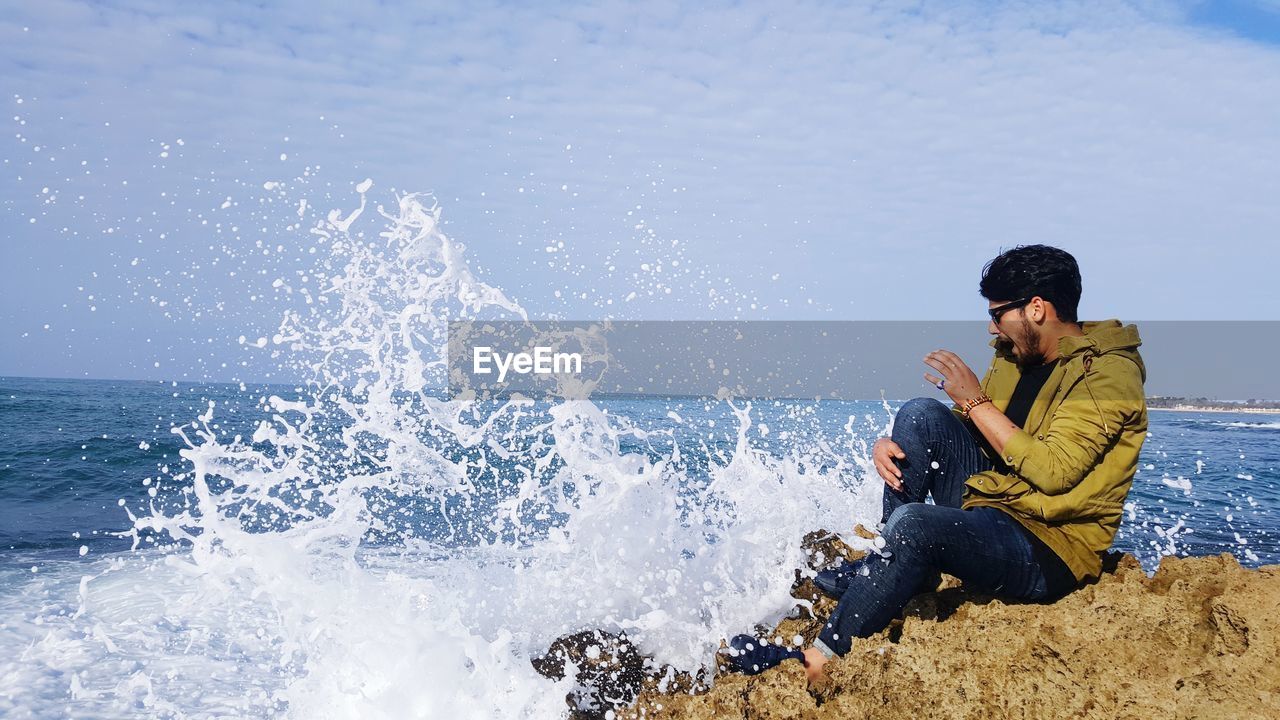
[995, 317, 1048, 370]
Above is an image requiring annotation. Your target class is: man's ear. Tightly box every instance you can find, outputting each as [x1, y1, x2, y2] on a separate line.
[1033, 297, 1058, 324]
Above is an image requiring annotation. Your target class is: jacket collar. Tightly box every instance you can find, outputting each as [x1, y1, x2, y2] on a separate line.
[987, 319, 1138, 363]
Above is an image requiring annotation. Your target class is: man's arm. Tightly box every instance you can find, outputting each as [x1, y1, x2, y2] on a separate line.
[964, 400, 1020, 457]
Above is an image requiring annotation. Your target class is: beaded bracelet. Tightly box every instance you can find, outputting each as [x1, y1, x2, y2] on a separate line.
[960, 393, 993, 420]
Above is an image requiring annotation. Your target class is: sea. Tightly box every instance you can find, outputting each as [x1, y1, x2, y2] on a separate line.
[1, 377, 1276, 719]
[2, 194, 1276, 719]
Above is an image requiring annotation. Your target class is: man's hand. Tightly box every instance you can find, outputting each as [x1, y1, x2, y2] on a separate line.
[923, 349, 983, 405]
[873, 437, 906, 491]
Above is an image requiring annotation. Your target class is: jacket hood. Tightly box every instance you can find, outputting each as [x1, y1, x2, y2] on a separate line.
[989, 319, 1146, 382]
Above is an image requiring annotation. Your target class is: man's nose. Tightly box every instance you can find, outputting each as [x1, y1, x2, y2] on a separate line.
[988, 319, 1000, 335]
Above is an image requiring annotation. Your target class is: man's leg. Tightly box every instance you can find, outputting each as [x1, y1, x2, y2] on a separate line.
[813, 397, 991, 600]
[812, 505, 1063, 658]
[882, 397, 992, 520]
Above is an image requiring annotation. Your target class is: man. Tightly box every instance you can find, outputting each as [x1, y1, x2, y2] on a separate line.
[722, 245, 1148, 683]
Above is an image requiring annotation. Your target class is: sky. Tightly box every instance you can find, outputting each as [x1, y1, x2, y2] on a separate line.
[2, 0, 1279, 391]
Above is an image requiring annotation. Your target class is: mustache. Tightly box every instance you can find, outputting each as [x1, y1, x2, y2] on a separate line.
[994, 336, 1016, 354]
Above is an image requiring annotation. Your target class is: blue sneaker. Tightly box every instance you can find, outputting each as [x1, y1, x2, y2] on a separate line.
[721, 634, 804, 675]
[813, 559, 863, 599]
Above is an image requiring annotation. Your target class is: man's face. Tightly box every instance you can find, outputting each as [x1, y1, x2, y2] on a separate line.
[987, 300, 1046, 369]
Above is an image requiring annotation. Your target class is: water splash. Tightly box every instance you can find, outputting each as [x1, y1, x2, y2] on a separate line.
[48, 187, 877, 717]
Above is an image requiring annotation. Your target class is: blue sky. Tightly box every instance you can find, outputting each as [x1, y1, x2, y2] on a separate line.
[2, 0, 1279, 384]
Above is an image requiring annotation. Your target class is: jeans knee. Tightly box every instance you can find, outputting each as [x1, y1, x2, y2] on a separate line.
[883, 503, 929, 546]
[893, 397, 951, 437]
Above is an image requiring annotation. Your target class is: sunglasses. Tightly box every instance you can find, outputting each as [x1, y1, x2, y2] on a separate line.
[988, 297, 1033, 323]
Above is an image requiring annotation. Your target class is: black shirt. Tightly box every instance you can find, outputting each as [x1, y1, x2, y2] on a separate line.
[1003, 359, 1057, 429]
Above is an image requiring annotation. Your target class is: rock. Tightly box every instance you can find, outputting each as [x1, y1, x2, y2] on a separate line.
[799, 528, 867, 572]
[851, 523, 878, 540]
[531, 629, 707, 719]
[627, 661, 819, 720]
[619, 549, 1280, 719]
[538, 527, 1280, 720]
[530, 629, 648, 719]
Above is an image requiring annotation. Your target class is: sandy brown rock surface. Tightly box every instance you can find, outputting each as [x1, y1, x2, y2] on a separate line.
[533, 527, 1279, 719]
[615, 548, 1280, 720]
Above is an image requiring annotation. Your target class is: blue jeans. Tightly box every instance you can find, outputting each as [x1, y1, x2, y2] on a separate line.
[814, 398, 1076, 658]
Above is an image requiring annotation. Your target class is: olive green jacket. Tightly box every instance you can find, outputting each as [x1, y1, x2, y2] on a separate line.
[959, 320, 1148, 582]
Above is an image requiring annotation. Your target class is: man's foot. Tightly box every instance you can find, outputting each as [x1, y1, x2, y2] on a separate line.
[813, 558, 941, 599]
[719, 634, 805, 675]
[813, 559, 863, 599]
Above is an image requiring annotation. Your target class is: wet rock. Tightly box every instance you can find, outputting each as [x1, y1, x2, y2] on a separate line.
[531, 629, 648, 719]
[531, 629, 707, 719]
[799, 528, 867, 572]
[850, 523, 878, 540]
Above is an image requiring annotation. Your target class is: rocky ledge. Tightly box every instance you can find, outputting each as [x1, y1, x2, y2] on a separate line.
[535, 529, 1280, 720]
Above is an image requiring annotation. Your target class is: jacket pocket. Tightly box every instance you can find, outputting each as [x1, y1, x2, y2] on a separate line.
[965, 471, 1032, 498]
[1028, 493, 1121, 523]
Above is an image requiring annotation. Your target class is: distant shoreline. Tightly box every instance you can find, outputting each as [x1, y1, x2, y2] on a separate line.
[4, 377, 1280, 414]
[1148, 406, 1280, 415]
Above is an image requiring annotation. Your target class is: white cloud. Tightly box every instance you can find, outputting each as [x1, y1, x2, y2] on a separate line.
[2, 0, 1279, 379]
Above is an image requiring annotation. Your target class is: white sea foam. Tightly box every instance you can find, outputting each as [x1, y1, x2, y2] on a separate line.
[1214, 421, 1280, 430]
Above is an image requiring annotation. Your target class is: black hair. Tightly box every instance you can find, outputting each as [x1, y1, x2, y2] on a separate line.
[979, 245, 1082, 323]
